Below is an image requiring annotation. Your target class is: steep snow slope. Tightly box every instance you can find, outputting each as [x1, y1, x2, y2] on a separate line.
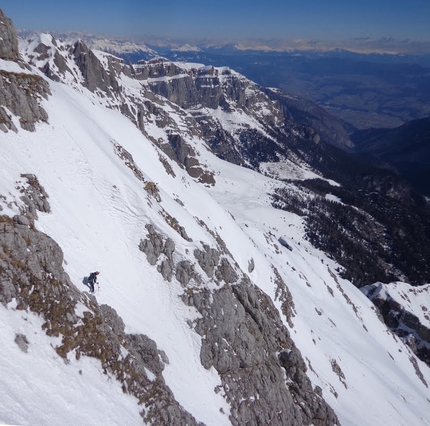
[206, 154, 430, 425]
[1, 69, 430, 425]
[0, 81, 231, 425]
[1, 26, 430, 425]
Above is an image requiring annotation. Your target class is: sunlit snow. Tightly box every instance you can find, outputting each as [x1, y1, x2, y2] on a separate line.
[1, 41, 430, 426]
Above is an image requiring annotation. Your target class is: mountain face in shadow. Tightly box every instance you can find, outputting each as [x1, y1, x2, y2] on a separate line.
[351, 117, 430, 196]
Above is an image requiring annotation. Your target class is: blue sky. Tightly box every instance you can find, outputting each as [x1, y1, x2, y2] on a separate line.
[2, 0, 430, 42]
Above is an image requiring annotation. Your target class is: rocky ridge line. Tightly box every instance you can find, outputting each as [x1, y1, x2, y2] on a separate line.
[139, 222, 339, 425]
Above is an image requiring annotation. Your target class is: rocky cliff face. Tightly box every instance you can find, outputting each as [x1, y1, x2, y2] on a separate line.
[0, 9, 19, 61]
[0, 11, 50, 132]
[264, 88, 355, 150]
[188, 281, 338, 426]
[0, 70, 50, 132]
[73, 39, 121, 94]
[351, 116, 430, 196]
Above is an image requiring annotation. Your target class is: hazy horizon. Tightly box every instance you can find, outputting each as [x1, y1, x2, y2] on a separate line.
[3, 1, 430, 55]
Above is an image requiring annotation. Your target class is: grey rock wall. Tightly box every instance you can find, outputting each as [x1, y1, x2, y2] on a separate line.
[0, 70, 50, 132]
[133, 58, 185, 80]
[17, 174, 51, 220]
[184, 280, 339, 426]
[0, 9, 19, 61]
[363, 283, 430, 368]
[0, 9, 50, 132]
[73, 40, 120, 94]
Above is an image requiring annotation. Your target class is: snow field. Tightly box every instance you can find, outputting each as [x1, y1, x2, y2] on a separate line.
[1, 52, 430, 426]
[0, 304, 142, 426]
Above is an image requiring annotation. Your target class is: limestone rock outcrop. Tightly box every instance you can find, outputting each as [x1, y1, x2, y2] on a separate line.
[0, 9, 19, 61]
[73, 40, 120, 94]
[139, 222, 339, 425]
[0, 9, 50, 132]
[362, 282, 430, 368]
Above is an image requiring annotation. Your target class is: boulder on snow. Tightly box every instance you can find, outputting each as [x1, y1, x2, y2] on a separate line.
[14, 333, 29, 353]
[278, 236, 293, 251]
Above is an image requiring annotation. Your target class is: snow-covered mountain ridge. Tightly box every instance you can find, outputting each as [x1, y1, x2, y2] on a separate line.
[2, 9, 430, 425]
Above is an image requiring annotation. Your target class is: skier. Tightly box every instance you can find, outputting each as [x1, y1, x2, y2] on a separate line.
[88, 271, 100, 293]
